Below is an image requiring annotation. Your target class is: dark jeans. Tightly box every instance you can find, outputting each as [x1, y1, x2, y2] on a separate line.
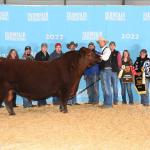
[85, 73, 99, 103]
[38, 99, 47, 106]
[68, 96, 77, 105]
[52, 97, 60, 105]
[23, 97, 32, 107]
[100, 69, 113, 106]
[111, 72, 118, 104]
[141, 78, 150, 105]
[120, 80, 133, 104]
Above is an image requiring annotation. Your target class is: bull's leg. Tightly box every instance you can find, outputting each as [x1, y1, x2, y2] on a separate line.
[4, 100, 15, 115]
[59, 99, 64, 112]
[60, 89, 69, 113]
[59, 99, 68, 113]
[59, 105, 63, 112]
[62, 100, 68, 113]
[4, 90, 15, 115]
[59, 104, 63, 112]
[63, 104, 68, 113]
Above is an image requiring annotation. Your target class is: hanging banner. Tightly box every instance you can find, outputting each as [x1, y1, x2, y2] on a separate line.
[134, 72, 146, 95]
[122, 66, 134, 83]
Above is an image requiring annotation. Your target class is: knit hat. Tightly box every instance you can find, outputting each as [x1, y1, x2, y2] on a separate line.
[55, 43, 62, 47]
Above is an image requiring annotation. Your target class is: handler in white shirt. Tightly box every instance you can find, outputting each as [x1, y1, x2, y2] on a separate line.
[97, 37, 113, 108]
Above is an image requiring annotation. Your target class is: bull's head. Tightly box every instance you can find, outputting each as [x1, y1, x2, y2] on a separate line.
[79, 47, 101, 68]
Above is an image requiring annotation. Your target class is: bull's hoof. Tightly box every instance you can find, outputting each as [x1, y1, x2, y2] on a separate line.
[9, 112, 16, 115]
[59, 106, 63, 112]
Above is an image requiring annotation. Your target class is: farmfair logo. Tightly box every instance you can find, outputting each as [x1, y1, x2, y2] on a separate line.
[143, 12, 150, 21]
[66, 12, 88, 21]
[27, 12, 48, 22]
[5, 32, 26, 41]
[0, 11, 9, 21]
[105, 12, 126, 21]
[82, 32, 102, 41]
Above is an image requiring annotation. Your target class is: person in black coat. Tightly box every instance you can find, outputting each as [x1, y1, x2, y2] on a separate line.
[22, 46, 34, 108]
[35, 43, 49, 61]
[134, 49, 149, 106]
[35, 43, 50, 106]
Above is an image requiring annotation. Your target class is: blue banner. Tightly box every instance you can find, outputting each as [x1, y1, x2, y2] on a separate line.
[0, 5, 150, 104]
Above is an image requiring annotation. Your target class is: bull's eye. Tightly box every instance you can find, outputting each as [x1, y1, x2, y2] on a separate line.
[87, 53, 92, 57]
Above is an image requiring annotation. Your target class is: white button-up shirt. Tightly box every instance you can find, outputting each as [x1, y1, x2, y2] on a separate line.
[101, 45, 111, 61]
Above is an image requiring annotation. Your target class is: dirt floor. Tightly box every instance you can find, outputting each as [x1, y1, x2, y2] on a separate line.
[0, 104, 150, 150]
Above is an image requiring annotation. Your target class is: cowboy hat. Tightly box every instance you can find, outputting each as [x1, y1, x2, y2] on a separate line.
[66, 41, 78, 49]
[96, 37, 109, 44]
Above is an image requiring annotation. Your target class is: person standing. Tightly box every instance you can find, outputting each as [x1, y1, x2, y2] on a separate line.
[120, 50, 134, 104]
[134, 49, 149, 106]
[109, 41, 122, 105]
[35, 43, 49, 106]
[143, 57, 150, 106]
[97, 37, 112, 108]
[49, 43, 63, 61]
[84, 42, 100, 104]
[66, 41, 78, 51]
[7, 49, 19, 107]
[66, 41, 80, 105]
[49, 43, 63, 105]
[22, 46, 34, 108]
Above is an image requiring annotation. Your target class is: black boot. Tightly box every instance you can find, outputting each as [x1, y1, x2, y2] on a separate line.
[129, 101, 134, 105]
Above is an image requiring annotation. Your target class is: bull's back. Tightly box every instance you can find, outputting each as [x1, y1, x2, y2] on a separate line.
[0, 52, 78, 99]
[0, 59, 65, 98]
[17, 60, 63, 92]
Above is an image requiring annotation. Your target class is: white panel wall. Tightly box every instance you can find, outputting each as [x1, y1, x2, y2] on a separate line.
[3, 0, 122, 5]
[67, 0, 122, 5]
[2, 0, 150, 5]
[0, 0, 4, 4]
[5, 0, 64, 5]
[126, 0, 150, 5]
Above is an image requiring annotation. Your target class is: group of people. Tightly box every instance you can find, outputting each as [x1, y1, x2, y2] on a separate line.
[83, 37, 150, 108]
[0, 41, 80, 108]
[0, 37, 150, 109]
[96, 37, 150, 108]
